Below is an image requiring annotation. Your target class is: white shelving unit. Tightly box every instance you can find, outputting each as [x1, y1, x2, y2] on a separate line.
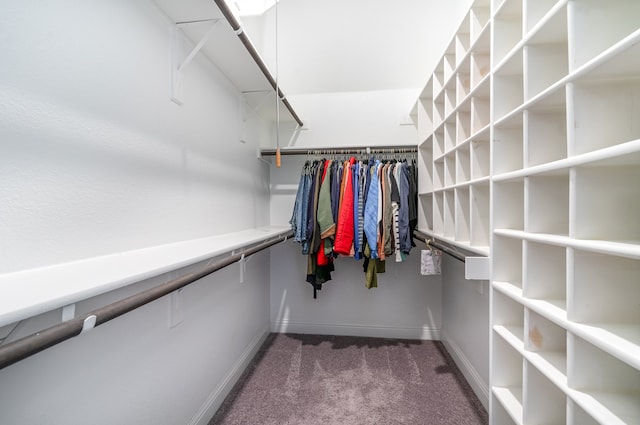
[415, 0, 492, 256]
[412, 0, 640, 423]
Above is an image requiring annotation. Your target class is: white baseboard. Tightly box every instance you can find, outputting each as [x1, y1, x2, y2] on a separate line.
[271, 319, 441, 340]
[441, 331, 489, 410]
[187, 329, 270, 425]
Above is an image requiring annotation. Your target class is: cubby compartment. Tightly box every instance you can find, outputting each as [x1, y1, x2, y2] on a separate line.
[433, 95, 446, 128]
[470, 183, 490, 247]
[492, 334, 524, 424]
[457, 68, 472, 104]
[433, 159, 445, 190]
[494, 179, 524, 231]
[471, 51, 491, 89]
[493, 114, 523, 174]
[573, 164, 640, 242]
[568, 400, 601, 425]
[417, 92, 434, 140]
[493, 236, 523, 286]
[490, 400, 518, 425]
[444, 154, 456, 187]
[418, 141, 433, 193]
[524, 103, 567, 167]
[457, 108, 471, 144]
[433, 58, 446, 97]
[524, 241, 566, 304]
[523, 361, 566, 425]
[443, 189, 456, 238]
[444, 84, 457, 118]
[525, 309, 567, 376]
[471, 96, 490, 134]
[494, 289, 525, 333]
[418, 193, 433, 231]
[494, 49, 524, 121]
[443, 41, 457, 83]
[526, 172, 569, 235]
[444, 119, 456, 153]
[493, 0, 523, 65]
[570, 79, 640, 155]
[433, 191, 444, 235]
[455, 188, 471, 243]
[568, 335, 640, 424]
[568, 0, 640, 71]
[524, 0, 563, 34]
[523, 4, 568, 100]
[433, 125, 445, 158]
[570, 251, 640, 343]
[456, 146, 471, 183]
[455, 187, 471, 243]
[470, 2, 491, 44]
[471, 133, 491, 179]
[455, 17, 471, 67]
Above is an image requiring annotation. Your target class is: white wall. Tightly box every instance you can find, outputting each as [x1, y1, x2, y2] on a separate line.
[440, 256, 490, 409]
[244, 0, 464, 95]
[0, 1, 272, 424]
[0, 0, 270, 274]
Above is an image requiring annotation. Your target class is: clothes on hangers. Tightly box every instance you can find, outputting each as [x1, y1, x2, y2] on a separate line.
[290, 154, 418, 298]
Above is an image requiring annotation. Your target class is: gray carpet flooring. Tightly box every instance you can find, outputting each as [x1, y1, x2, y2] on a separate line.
[209, 333, 488, 425]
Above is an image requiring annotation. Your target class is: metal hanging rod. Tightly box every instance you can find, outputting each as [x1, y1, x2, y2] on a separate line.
[261, 145, 418, 156]
[0, 231, 293, 370]
[213, 0, 304, 128]
[413, 230, 467, 263]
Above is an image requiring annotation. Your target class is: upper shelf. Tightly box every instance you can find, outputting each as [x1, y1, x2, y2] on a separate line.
[152, 0, 302, 125]
[0, 226, 292, 328]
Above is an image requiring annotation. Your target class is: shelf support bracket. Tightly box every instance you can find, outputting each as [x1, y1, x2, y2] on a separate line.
[171, 20, 220, 105]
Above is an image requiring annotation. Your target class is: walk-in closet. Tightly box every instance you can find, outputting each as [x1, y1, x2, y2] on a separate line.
[1, 0, 637, 424]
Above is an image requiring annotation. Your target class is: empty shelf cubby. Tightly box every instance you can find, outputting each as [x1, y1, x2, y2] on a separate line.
[523, 361, 567, 425]
[525, 172, 569, 235]
[524, 241, 566, 303]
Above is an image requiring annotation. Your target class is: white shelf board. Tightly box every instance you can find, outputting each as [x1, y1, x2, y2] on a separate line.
[492, 387, 524, 425]
[494, 325, 525, 352]
[571, 322, 640, 372]
[494, 229, 640, 260]
[0, 226, 291, 327]
[469, 18, 491, 53]
[493, 30, 640, 129]
[492, 281, 567, 328]
[494, 273, 640, 371]
[527, 351, 568, 389]
[493, 139, 640, 182]
[434, 176, 491, 192]
[522, 0, 568, 43]
[416, 227, 489, 256]
[495, 325, 569, 392]
[570, 28, 640, 82]
[493, 281, 524, 301]
[570, 390, 640, 425]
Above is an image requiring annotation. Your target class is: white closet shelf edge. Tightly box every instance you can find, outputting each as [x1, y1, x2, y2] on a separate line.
[493, 139, 640, 182]
[0, 225, 291, 327]
[416, 227, 490, 256]
[493, 229, 640, 260]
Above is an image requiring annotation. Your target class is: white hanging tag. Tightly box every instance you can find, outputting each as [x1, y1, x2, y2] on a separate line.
[421, 249, 442, 275]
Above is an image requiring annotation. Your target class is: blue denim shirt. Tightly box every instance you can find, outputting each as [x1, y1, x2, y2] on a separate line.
[363, 160, 381, 259]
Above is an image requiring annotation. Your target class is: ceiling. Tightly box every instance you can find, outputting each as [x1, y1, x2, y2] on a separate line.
[238, 0, 464, 95]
